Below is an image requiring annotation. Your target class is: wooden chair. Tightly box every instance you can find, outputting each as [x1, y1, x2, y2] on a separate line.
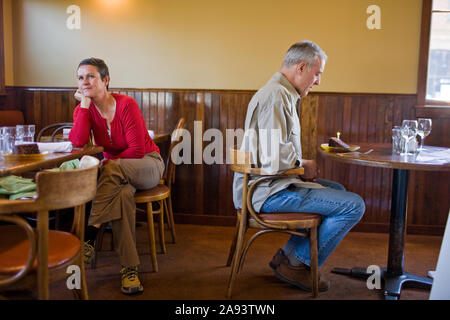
[226, 149, 321, 298]
[37, 123, 74, 142]
[91, 118, 185, 272]
[0, 110, 25, 126]
[0, 156, 99, 299]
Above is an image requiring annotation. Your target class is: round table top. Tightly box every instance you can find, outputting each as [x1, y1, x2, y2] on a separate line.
[318, 143, 450, 171]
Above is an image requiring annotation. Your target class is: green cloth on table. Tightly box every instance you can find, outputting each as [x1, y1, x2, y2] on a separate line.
[0, 159, 81, 200]
[45, 159, 80, 172]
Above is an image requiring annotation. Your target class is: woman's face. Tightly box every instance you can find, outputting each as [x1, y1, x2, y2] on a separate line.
[77, 64, 109, 98]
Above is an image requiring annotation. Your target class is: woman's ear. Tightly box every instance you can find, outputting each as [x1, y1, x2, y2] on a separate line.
[104, 75, 110, 88]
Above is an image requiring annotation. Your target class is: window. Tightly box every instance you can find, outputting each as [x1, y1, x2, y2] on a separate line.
[0, 0, 5, 95]
[427, 0, 450, 102]
[417, 0, 450, 109]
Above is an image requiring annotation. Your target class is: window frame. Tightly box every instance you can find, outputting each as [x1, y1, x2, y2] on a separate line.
[416, 0, 450, 117]
[0, 0, 5, 96]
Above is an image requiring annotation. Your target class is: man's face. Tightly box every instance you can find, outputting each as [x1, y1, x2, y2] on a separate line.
[293, 56, 325, 97]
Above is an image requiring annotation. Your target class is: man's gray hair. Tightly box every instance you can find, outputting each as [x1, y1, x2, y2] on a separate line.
[282, 40, 327, 69]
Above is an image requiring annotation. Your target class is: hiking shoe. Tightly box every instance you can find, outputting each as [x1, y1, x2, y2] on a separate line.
[83, 241, 95, 264]
[269, 248, 288, 270]
[121, 266, 144, 295]
[275, 260, 330, 292]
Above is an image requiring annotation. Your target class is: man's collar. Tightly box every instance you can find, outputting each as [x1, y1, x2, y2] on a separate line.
[270, 72, 301, 102]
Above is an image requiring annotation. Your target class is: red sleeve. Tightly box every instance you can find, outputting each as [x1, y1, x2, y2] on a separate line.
[69, 106, 92, 147]
[111, 100, 147, 159]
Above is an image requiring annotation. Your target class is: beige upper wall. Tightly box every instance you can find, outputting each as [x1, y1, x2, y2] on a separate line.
[3, 0, 14, 86]
[7, 0, 422, 93]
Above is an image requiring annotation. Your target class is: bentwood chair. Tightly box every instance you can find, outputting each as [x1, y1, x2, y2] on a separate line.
[226, 149, 321, 298]
[0, 156, 99, 299]
[37, 123, 74, 142]
[92, 118, 185, 272]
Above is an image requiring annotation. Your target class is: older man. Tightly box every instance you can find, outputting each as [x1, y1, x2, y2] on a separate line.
[232, 40, 365, 292]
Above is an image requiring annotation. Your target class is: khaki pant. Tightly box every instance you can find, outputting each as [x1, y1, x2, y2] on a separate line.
[89, 152, 165, 267]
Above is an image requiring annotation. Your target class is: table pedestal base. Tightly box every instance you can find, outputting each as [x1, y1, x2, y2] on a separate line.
[332, 267, 432, 300]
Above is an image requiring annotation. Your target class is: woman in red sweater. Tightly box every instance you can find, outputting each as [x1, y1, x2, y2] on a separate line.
[69, 58, 164, 295]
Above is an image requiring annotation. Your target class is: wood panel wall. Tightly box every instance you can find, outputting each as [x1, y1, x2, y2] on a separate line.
[2, 86, 449, 235]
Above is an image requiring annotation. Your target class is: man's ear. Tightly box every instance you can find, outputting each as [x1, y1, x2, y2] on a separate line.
[296, 62, 307, 74]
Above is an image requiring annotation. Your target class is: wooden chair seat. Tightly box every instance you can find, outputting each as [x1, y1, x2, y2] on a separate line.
[0, 226, 80, 274]
[134, 184, 170, 203]
[243, 211, 321, 230]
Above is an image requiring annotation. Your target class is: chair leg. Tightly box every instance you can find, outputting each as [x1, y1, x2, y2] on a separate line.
[158, 200, 167, 254]
[226, 215, 240, 267]
[146, 202, 158, 272]
[226, 216, 247, 298]
[37, 210, 49, 300]
[309, 226, 319, 298]
[80, 258, 89, 300]
[165, 196, 176, 243]
[91, 223, 106, 270]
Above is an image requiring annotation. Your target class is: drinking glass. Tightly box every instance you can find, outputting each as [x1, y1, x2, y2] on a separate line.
[392, 126, 403, 155]
[401, 120, 418, 155]
[15, 125, 25, 144]
[417, 118, 432, 150]
[24, 125, 36, 142]
[1, 127, 16, 155]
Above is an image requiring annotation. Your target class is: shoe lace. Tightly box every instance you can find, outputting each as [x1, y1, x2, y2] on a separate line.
[122, 267, 138, 281]
[84, 241, 94, 256]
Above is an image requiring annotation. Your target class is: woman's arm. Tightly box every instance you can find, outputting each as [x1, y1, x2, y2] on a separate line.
[112, 99, 147, 159]
[69, 90, 92, 147]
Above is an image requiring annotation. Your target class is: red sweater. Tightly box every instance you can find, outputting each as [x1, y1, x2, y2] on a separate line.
[69, 93, 159, 160]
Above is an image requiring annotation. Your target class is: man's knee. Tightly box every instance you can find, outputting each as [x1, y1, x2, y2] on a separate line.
[348, 192, 365, 221]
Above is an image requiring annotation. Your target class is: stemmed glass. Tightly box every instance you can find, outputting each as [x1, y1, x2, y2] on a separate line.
[401, 120, 418, 155]
[417, 118, 432, 151]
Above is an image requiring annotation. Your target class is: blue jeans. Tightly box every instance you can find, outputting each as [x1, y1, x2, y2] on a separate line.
[260, 179, 365, 267]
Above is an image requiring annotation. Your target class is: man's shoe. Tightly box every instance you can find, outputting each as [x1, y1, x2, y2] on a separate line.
[83, 241, 95, 264]
[121, 266, 144, 295]
[269, 248, 288, 270]
[275, 260, 330, 292]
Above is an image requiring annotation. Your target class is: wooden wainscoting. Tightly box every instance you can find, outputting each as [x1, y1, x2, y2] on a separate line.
[3, 86, 449, 235]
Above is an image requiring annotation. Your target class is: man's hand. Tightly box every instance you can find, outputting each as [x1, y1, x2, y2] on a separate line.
[300, 159, 320, 182]
[74, 90, 91, 109]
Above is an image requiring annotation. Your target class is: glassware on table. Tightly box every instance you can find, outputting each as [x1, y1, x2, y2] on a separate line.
[392, 126, 403, 155]
[24, 125, 36, 142]
[15, 125, 26, 144]
[0, 126, 16, 155]
[417, 118, 432, 151]
[401, 120, 418, 155]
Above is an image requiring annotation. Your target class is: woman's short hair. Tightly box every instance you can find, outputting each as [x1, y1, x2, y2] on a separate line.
[78, 58, 110, 89]
[282, 40, 327, 69]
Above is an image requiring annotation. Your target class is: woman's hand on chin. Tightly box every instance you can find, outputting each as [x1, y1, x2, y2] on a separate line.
[75, 90, 91, 109]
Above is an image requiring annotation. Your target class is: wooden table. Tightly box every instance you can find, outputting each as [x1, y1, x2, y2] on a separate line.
[319, 142, 450, 300]
[0, 133, 169, 177]
[0, 146, 103, 177]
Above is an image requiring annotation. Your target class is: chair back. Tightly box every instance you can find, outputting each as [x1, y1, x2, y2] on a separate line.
[37, 123, 74, 142]
[0, 110, 25, 126]
[34, 156, 99, 211]
[165, 118, 185, 188]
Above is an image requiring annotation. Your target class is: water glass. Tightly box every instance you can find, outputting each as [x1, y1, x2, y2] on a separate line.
[15, 125, 26, 143]
[0, 126, 16, 155]
[24, 125, 36, 142]
[401, 120, 418, 155]
[392, 126, 403, 155]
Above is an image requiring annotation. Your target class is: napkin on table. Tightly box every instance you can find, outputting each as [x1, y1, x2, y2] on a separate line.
[37, 142, 73, 153]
